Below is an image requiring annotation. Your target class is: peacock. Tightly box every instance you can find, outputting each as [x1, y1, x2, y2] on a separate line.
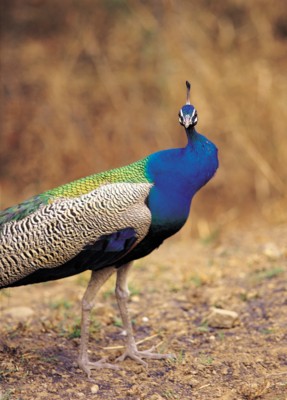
[0, 81, 218, 378]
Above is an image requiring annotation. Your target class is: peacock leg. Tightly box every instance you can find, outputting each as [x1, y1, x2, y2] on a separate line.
[115, 262, 175, 365]
[78, 267, 118, 379]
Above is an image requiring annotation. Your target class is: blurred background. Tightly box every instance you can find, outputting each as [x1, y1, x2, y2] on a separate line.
[1, 0, 287, 238]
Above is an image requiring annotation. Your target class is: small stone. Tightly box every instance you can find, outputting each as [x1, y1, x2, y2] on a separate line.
[149, 394, 165, 400]
[3, 306, 34, 321]
[205, 307, 239, 329]
[263, 242, 282, 260]
[90, 384, 99, 394]
[142, 316, 149, 322]
[189, 378, 199, 386]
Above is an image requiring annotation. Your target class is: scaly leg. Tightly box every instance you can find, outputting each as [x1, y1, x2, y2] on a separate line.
[78, 267, 117, 379]
[115, 262, 175, 365]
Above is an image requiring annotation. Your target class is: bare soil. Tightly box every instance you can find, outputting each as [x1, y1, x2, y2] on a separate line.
[0, 223, 287, 400]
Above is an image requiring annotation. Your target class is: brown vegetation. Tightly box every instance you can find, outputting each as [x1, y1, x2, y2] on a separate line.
[1, 0, 287, 234]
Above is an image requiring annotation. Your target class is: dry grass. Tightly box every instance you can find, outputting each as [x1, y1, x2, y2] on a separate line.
[1, 0, 287, 233]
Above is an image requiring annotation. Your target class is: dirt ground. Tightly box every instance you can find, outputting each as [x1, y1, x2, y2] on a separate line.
[0, 222, 286, 400]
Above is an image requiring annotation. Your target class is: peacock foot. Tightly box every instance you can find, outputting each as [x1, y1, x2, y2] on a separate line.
[78, 355, 119, 380]
[115, 344, 176, 366]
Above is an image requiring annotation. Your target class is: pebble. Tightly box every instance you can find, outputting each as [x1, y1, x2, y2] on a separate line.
[149, 394, 165, 400]
[90, 384, 99, 394]
[205, 307, 239, 329]
[263, 242, 282, 260]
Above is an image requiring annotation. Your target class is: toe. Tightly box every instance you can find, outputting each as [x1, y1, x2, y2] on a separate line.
[89, 359, 120, 370]
[78, 356, 119, 378]
[116, 351, 148, 365]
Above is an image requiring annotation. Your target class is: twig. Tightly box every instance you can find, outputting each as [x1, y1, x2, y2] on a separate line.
[198, 384, 211, 390]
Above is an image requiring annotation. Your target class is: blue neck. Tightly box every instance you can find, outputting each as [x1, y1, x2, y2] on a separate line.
[146, 128, 218, 230]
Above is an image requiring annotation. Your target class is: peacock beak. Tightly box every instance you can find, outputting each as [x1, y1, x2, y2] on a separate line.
[183, 116, 192, 128]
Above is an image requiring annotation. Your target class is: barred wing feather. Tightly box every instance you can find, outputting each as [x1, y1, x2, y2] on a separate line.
[0, 182, 152, 287]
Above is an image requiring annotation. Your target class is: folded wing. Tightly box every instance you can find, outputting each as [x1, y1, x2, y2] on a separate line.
[0, 182, 152, 287]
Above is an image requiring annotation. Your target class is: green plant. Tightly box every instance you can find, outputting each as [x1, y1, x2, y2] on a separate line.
[68, 323, 81, 339]
[259, 328, 274, 335]
[254, 267, 284, 281]
[50, 299, 73, 310]
[199, 353, 214, 365]
[176, 349, 185, 364]
[0, 390, 13, 400]
[102, 288, 114, 300]
[113, 317, 123, 327]
[217, 332, 225, 341]
[163, 389, 179, 399]
[190, 275, 203, 287]
[197, 322, 209, 332]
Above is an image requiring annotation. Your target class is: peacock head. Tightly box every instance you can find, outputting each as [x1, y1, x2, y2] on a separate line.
[178, 81, 198, 129]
